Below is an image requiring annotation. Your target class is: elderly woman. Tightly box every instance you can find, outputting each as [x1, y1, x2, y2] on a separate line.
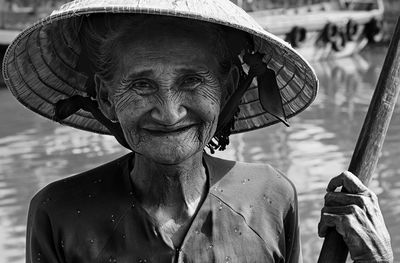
[3, 0, 392, 262]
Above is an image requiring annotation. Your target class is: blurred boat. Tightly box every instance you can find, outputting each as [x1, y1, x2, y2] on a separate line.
[0, 0, 63, 85]
[238, 0, 385, 61]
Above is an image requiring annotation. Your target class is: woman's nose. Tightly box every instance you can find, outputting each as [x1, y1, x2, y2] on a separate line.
[150, 95, 187, 125]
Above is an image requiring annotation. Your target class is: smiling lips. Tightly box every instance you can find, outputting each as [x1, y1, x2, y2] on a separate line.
[142, 124, 198, 136]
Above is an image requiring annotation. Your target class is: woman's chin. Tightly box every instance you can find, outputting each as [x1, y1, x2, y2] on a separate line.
[137, 145, 202, 165]
[127, 131, 207, 164]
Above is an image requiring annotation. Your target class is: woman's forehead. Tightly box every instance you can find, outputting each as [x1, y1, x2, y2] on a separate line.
[115, 26, 222, 77]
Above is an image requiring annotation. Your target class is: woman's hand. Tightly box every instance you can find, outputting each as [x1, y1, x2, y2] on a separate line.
[318, 171, 393, 262]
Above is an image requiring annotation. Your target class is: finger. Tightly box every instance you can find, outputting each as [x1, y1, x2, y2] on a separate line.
[318, 212, 346, 237]
[319, 208, 364, 239]
[322, 204, 366, 217]
[326, 171, 368, 194]
[324, 192, 368, 208]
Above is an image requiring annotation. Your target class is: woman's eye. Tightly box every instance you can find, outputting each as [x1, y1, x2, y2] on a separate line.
[182, 76, 203, 89]
[131, 80, 157, 95]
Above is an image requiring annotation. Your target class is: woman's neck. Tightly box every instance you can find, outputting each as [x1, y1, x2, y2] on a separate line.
[130, 151, 207, 215]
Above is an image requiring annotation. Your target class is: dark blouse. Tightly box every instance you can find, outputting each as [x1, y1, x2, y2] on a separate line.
[26, 153, 302, 263]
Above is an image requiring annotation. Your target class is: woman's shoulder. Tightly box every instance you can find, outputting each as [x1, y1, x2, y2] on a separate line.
[29, 153, 133, 212]
[206, 155, 295, 192]
[205, 155, 297, 209]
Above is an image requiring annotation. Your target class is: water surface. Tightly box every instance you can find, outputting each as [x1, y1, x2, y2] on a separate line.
[0, 46, 399, 262]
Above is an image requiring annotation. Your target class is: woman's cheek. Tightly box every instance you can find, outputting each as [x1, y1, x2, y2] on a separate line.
[191, 94, 221, 144]
[113, 90, 144, 113]
[113, 107, 139, 147]
[113, 91, 151, 121]
[112, 93, 150, 145]
[195, 85, 222, 117]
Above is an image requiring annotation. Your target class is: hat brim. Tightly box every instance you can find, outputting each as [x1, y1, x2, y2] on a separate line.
[2, 0, 318, 135]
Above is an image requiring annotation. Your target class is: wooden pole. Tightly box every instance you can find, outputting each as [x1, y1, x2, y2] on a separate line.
[317, 17, 400, 263]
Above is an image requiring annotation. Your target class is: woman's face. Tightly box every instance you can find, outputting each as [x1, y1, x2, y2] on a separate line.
[99, 23, 232, 164]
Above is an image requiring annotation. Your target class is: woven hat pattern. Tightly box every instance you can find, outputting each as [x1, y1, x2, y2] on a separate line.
[2, 0, 318, 135]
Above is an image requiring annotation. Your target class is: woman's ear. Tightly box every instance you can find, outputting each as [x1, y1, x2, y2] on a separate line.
[94, 74, 118, 122]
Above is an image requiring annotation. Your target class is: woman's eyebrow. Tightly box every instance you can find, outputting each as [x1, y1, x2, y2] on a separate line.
[175, 67, 210, 75]
[123, 70, 155, 80]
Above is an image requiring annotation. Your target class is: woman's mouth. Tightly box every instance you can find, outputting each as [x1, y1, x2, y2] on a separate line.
[142, 124, 197, 136]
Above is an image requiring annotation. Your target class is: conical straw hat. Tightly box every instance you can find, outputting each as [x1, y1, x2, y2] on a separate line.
[2, 0, 318, 135]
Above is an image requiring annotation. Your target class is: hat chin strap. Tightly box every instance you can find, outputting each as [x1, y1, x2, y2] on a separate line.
[216, 52, 289, 136]
[54, 96, 132, 150]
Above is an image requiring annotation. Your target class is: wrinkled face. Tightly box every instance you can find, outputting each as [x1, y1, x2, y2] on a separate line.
[98, 22, 234, 164]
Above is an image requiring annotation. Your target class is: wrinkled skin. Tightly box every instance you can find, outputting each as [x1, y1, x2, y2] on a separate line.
[319, 171, 393, 262]
[98, 29, 225, 164]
